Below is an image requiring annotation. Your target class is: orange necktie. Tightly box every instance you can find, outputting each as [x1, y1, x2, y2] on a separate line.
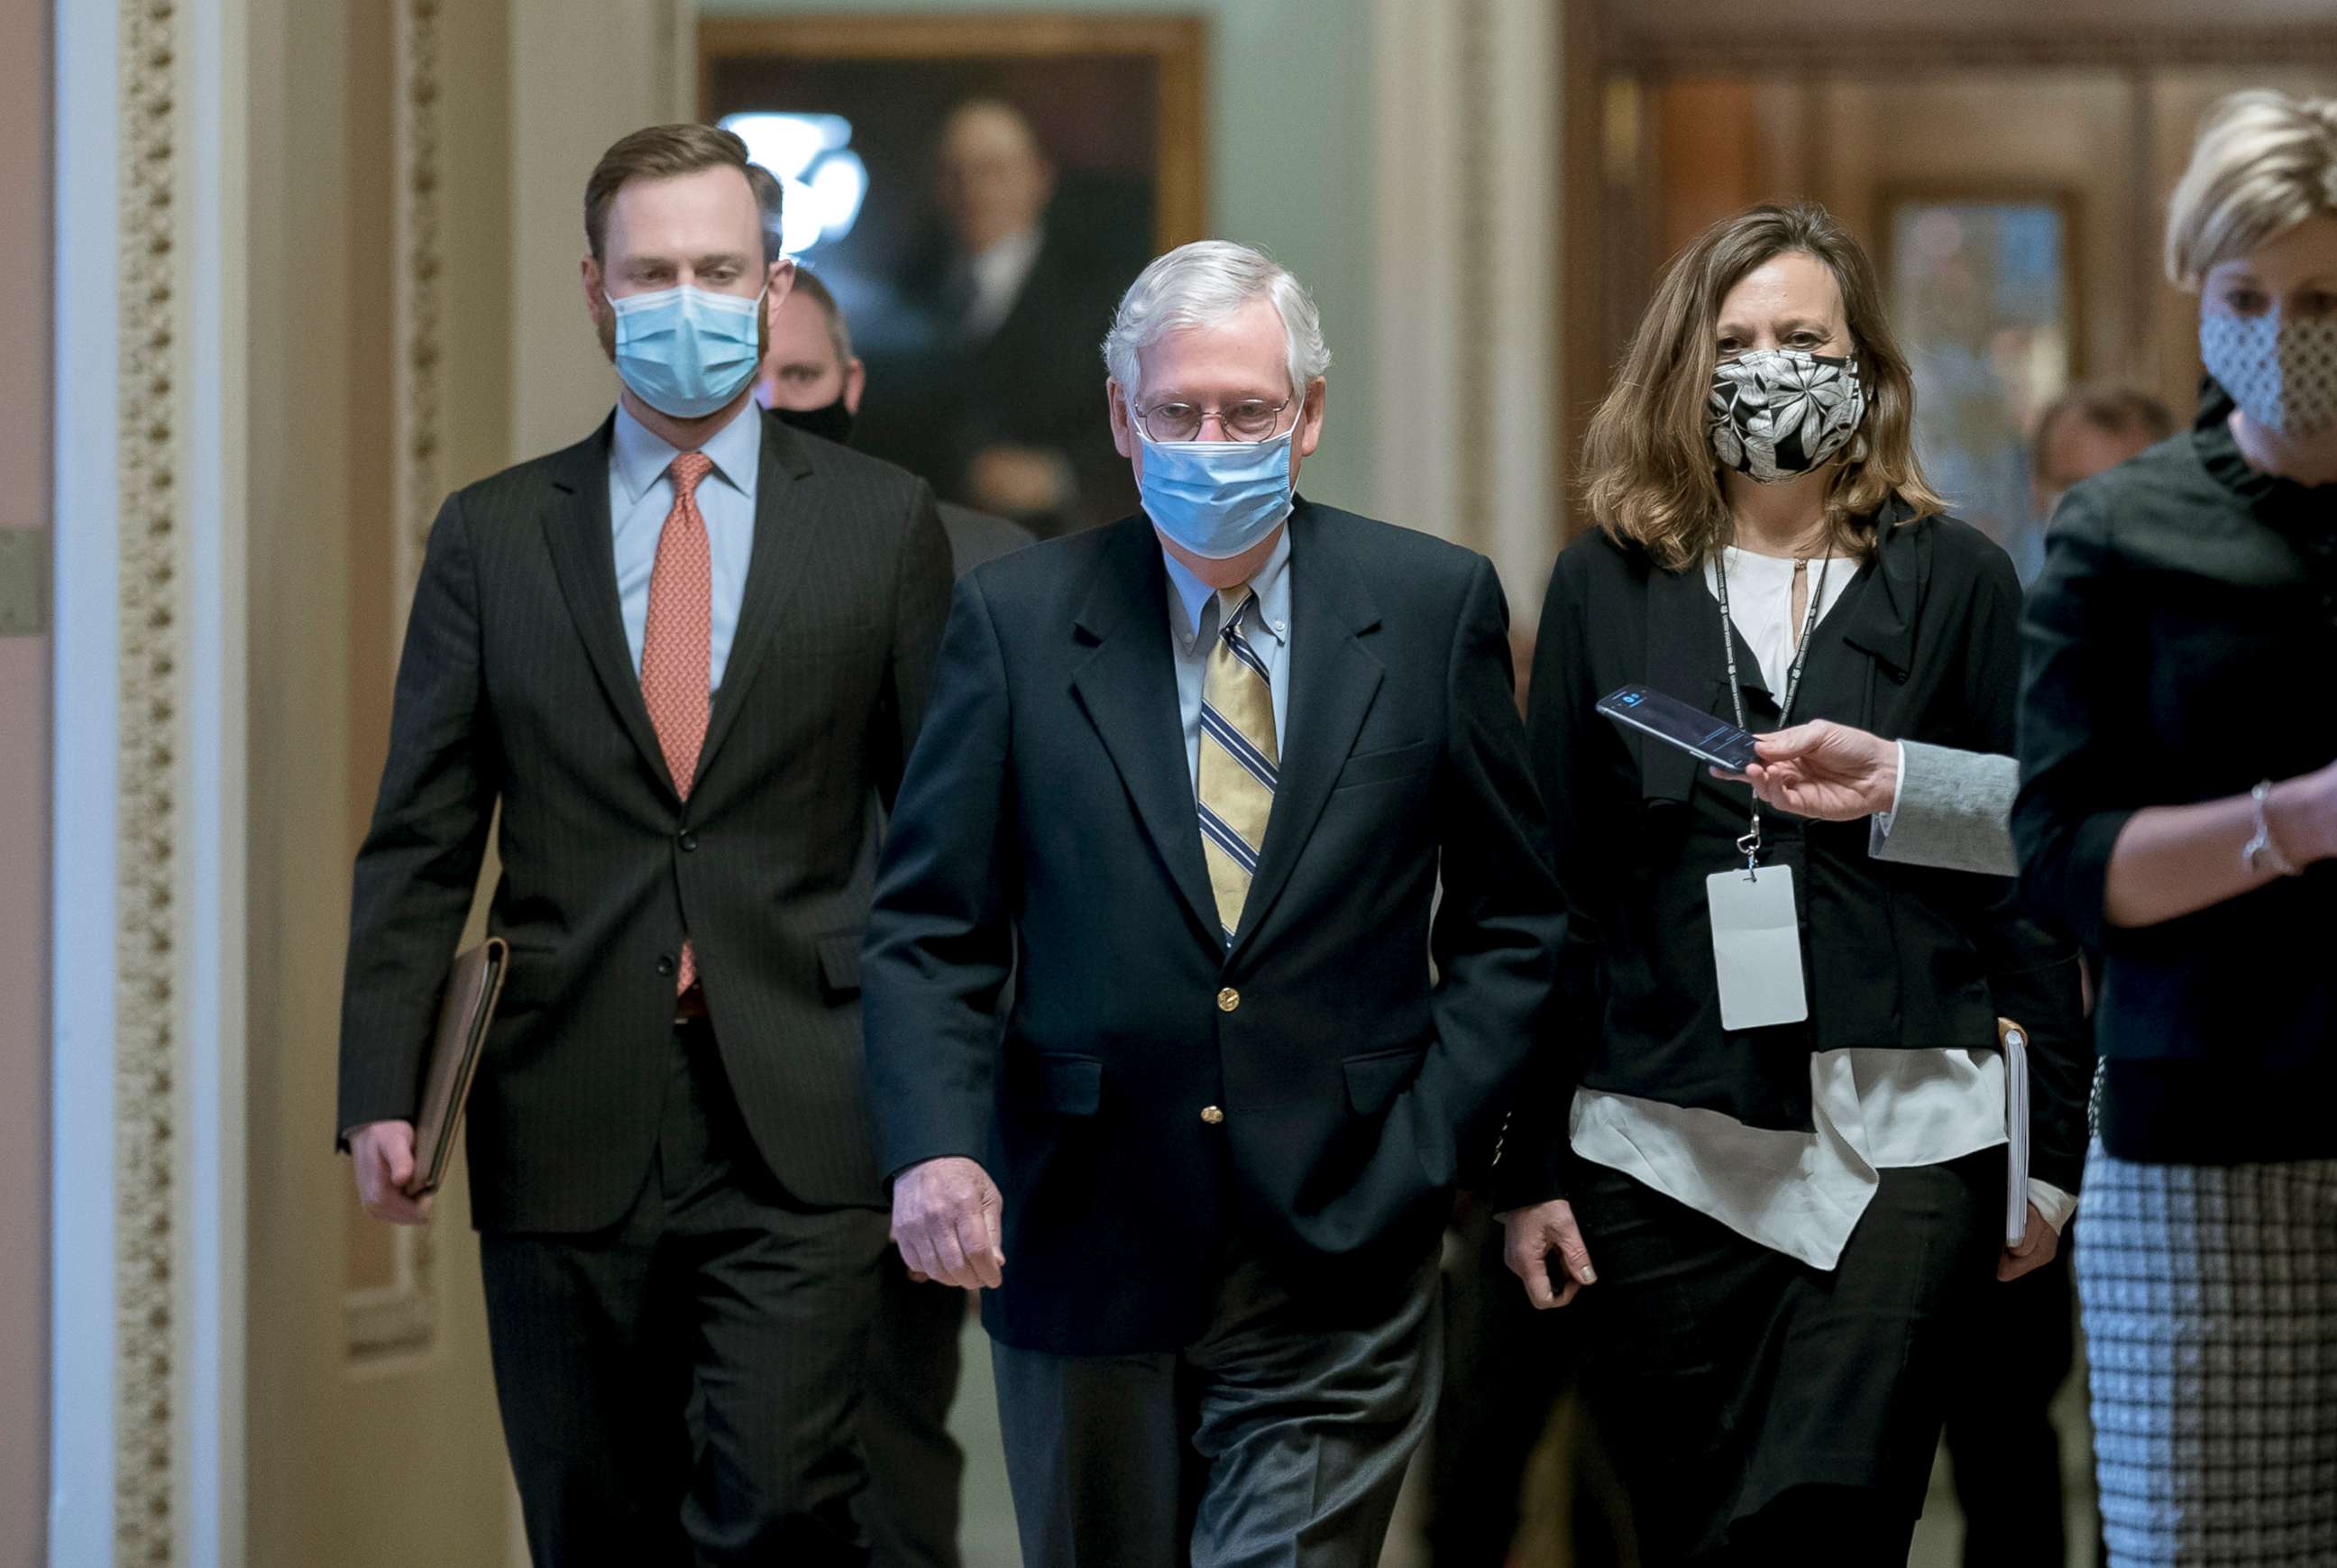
[640, 451, 713, 993]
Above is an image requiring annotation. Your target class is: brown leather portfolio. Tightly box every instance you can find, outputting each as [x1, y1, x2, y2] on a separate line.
[406, 937, 509, 1197]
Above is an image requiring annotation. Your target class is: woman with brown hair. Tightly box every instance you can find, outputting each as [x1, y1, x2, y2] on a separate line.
[1493, 203, 2092, 1563]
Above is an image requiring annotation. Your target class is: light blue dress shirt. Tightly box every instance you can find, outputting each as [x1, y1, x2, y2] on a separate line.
[609, 399, 761, 692]
[1162, 524, 1292, 794]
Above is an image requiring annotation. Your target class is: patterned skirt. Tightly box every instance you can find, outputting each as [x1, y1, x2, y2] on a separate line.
[2076, 1148, 2337, 1566]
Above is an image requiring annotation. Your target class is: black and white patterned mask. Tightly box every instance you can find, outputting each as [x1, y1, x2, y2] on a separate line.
[2200, 311, 2337, 439]
[1708, 348, 1869, 482]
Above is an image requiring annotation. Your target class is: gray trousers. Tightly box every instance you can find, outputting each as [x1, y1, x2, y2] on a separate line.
[991, 1246, 1441, 1568]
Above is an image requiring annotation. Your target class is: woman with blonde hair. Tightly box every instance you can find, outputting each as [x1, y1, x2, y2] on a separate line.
[2015, 89, 2337, 1567]
[1495, 202, 2091, 1563]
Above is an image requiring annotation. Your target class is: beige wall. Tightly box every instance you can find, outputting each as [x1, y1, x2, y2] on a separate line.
[0, 0, 50, 1559]
[242, 0, 518, 1563]
[509, 0, 691, 463]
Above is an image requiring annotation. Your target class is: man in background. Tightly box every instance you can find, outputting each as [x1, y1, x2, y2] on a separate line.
[748, 164, 1029, 1568]
[857, 98, 1140, 536]
[2030, 384, 2176, 525]
[747, 178, 1032, 578]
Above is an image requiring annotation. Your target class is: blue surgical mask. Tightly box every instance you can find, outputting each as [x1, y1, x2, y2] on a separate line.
[1136, 417, 1298, 560]
[606, 283, 765, 419]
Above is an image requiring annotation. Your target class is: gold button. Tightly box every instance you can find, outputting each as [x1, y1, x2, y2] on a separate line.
[1200, 1105, 1225, 1125]
[1217, 987, 1241, 1013]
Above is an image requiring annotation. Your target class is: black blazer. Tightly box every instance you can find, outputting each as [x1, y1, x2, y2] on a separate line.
[862, 500, 1564, 1354]
[337, 411, 954, 1231]
[1500, 511, 2089, 1208]
[2015, 389, 2337, 1164]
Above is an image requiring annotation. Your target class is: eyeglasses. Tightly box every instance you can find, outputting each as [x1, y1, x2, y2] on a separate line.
[1130, 395, 1298, 444]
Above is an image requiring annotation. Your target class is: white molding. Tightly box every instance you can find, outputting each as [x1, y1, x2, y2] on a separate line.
[50, 2, 124, 1559]
[181, 0, 250, 1560]
[54, 0, 251, 1560]
[390, 0, 446, 641]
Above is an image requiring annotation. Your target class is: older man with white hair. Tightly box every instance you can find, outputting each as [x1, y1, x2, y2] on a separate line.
[860, 240, 1565, 1566]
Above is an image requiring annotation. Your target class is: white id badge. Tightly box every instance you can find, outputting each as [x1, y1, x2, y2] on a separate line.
[1706, 865, 1810, 1031]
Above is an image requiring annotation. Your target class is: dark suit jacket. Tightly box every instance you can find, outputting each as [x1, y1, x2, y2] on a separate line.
[862, 500, 1564, 1354]
[937, 501, 1035, 575]
[337, 409, 954, 1232]
[1498, 510, 2089, 1209]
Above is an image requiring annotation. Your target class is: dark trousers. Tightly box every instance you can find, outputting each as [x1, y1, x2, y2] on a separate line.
[1572, 1154, 2001, 1567]
[1425, 1200, 1636, 1567]
[1943, 1230, 2080, 1568]
[857, 1255, 968, 1568]
[479, 1018, 890, 1567]
[991, 1244, 1442, 1568]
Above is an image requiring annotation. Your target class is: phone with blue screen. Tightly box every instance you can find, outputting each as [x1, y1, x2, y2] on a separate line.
[1595, 684, 1761, 774]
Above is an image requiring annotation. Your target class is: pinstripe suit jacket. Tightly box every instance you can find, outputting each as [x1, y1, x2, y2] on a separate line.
[337, 410, 953, 1232]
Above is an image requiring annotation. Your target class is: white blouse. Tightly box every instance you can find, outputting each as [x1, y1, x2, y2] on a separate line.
[1566, 547, 2074, 1269]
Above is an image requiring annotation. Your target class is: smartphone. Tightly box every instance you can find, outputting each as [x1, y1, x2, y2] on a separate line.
[1596, 684, 1761, 774]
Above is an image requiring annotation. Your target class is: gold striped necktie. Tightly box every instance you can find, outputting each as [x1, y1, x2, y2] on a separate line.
[1196, 587, 1278, 946]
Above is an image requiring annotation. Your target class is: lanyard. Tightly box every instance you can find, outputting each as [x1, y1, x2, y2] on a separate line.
[1714, 546, 1832, 871]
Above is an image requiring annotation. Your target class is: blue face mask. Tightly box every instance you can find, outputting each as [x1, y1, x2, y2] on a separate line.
[1136, 414, 1299, 560]
[606, 282, 765, 419]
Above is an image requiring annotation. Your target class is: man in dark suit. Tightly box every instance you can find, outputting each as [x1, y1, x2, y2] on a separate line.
[336, 124, 951, 1566]
[862, 240, 1563, 1567]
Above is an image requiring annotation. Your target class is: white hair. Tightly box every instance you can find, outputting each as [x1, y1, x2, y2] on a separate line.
[2166, 88, 2337, 289]
[1101, 239, 1332, 398]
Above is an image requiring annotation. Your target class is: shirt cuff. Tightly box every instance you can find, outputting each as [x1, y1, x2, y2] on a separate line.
[1873, 740, 1908, 835]
[2026, 1177, 2078, 1234]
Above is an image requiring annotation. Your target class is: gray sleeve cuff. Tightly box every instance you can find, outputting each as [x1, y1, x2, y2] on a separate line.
[1868, 740, 2019, 877]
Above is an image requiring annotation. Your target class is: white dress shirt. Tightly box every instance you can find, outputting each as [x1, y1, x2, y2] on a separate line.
[1568, 547, 2073, 1269]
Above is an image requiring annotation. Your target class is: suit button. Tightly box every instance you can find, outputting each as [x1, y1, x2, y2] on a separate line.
[655, 955, 676, 977]
[1217, 987, 1240, 1013]
[678, 831, 699, 852]
[1200, 1105, 1225, 1125]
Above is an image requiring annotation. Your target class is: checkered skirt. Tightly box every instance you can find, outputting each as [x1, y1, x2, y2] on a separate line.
[2076, 1148, 2337, 1566]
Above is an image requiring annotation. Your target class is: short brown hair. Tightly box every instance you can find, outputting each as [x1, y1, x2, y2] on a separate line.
[584, 123, 754, 261]
[2030, 385, 2176, 478]
[746, 162, 787, 268]
[1580, 202, 1944, 571]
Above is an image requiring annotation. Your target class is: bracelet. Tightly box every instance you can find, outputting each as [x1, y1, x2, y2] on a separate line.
[2242, 780, 2303, 878]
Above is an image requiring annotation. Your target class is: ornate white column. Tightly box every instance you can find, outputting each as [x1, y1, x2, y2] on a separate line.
[52, 0, 249, 1560]
[1370, 0, 1562, 616]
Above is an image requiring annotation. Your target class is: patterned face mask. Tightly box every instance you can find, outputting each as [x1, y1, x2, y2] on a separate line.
[2200, 310, 2337, 439]
[1708, 348, 1869, 483]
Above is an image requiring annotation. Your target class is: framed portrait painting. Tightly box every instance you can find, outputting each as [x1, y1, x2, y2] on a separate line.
[700, 14, 1210, 536]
